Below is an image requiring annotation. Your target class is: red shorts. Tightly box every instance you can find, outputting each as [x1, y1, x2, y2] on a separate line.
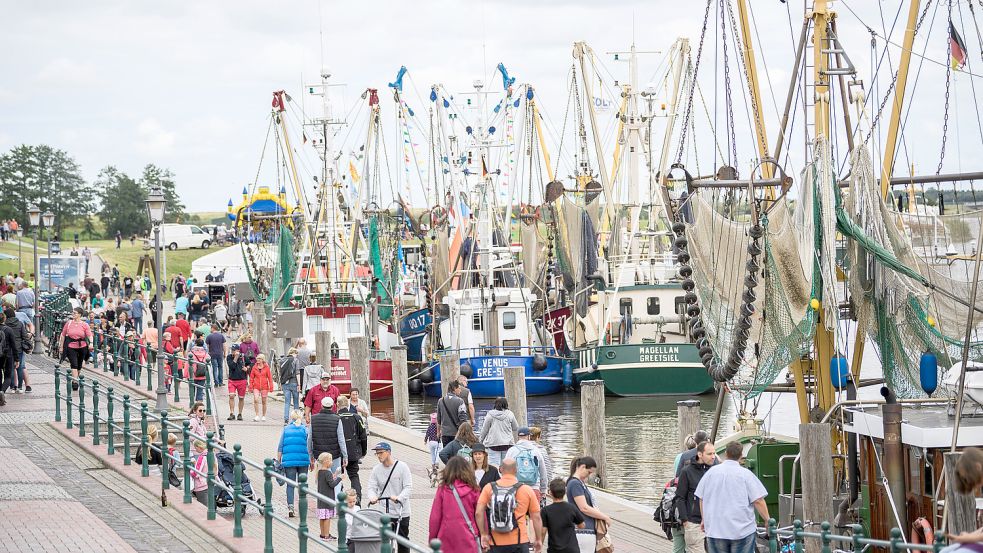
[228, 379, 247, 398]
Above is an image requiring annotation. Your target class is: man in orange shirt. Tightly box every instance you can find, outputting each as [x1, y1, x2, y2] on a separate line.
[476, 458, 543, 553]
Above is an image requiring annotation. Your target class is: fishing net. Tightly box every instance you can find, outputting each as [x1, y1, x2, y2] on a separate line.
[840, 145, 983, 398]
[241, 223, 298, 310]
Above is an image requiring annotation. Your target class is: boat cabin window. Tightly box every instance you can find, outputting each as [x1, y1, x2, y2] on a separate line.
[472, 313, 483, 331]
[346, 314, 361, 335]
[675, 296, 686, 315]
[647, 297, 661, 315]
[619, 298, 632, 316]
[308, 315, 325, 333]
[503, 339, 521, 355]
[503, 311, 517, 330]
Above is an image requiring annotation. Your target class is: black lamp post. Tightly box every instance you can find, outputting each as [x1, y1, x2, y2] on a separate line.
[146, 187, 167, 411]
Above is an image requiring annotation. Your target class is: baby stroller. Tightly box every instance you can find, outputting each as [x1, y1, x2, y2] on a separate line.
[347, 507, 392, 553]
[214, 450, 263, 515]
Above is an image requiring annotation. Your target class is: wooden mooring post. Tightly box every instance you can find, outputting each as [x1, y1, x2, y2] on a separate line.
[349, 336, 370, 414]
[252, 302, 268, 354]
[314, 331, 331, 369]
[800, 423, 834, 552]
[391, 345, 409, 427]
[677, 399, 700, 451]
[944, 452, 977, 535]
[504, 366, 527, 427]
[581, 380, 607, 487]
[439, 352, 460, 397]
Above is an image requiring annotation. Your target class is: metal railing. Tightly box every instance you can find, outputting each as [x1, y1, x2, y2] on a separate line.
[760, 520, 946, 553]
[53, 367, 443, 552]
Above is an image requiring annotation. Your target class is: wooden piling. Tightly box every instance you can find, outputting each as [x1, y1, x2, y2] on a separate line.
[677, 399, 700, 451]
[252, 302, 267, 354]
[391, 345, 409, 427]
[439, 352, 460, 397]
[799, 423, 834, 552]
[944, 452, 977, 536]
[504, 366, 527, 427]
[581, 380, 607, 487]
[348, 336, 370, 414]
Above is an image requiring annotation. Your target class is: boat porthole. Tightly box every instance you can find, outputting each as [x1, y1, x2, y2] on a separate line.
[605, 350, 616, 359]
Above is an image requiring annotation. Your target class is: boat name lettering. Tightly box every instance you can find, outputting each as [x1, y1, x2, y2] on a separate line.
[638, 345, 679, 363]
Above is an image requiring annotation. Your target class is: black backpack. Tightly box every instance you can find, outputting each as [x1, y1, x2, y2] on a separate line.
[653, 477, 681, 539]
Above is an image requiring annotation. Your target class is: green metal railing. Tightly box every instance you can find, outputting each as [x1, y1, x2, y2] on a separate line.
[761, 519, 947, 553]
[54, 368, 441, 552]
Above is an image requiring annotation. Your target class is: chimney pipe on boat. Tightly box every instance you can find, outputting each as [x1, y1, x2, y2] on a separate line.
[880, 386, 908, 531]
[834, 375, 859, 527]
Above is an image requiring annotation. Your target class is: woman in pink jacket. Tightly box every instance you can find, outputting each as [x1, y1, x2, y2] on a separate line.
[428, 456, 481, 553]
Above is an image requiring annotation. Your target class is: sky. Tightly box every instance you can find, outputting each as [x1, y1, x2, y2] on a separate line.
[3, 0, 982, 212]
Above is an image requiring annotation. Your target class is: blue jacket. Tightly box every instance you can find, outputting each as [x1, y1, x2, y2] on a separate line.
[278, 424, 310, 467]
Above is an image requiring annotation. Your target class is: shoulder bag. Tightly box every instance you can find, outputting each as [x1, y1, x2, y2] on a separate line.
[450, 485, 481, 553]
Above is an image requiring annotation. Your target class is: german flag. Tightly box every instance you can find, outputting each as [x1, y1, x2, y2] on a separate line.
[950, 23, 968, 70]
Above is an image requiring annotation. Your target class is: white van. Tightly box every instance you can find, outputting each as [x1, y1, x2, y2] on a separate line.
[144, 224, 212, 250]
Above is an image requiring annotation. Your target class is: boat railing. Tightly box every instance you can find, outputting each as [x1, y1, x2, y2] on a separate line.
[778, 454, 847, 527]
[49, 366, 442, 552]
[757, 519, 947, 553]
[433, 345, 559, 358]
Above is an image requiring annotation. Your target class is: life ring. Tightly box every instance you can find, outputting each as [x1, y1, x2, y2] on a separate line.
[519, 204, 541, 224]
[911, 517, 933, 544]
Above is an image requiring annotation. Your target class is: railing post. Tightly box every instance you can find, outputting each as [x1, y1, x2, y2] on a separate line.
[204, 366, 213, 415]
[820, 521, 831, 553]
[123, 395, 132, 465]
[121, 340, 129, 381]
[173, 354, 181, 403]
[77, 374, 86, 437]
[106, 387, 115, 455]
[206, 431, 217, 520]
[54, 367, 61, 422]
[133, 342, 141, 386]
[337, 491, 349, 552]
[188, 357, 196, 409]
[183, 420, 192, 504]
[793, 520, 804, 553]
[933, 527, 946, 553]
[65, 370, 72, 429]
[889, 528, 901, 553]
[850, 524, 864, 553]
[140, 402, 150, 477]
[298, 473, 309, 553]
[146, 346, 153, 392]
[264, 458, 275, 553]
[233, 444, 244, 538]
[768, 518, 778, 553]
[379, 514, 393, 553]
[160, 411, 170, 490]
[91, 380, 100, 446]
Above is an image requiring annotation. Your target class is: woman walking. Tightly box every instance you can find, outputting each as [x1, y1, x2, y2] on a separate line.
[567, 456, 612, 553]
[60, 308, 92, 391]
[276, 409, 311, 518]
[470, 443, 500, 489]
[439, 422, 479, 464]
[249, 353, 274, 421]
[428, 456, 481, 553]
[478, 397, 519, 466]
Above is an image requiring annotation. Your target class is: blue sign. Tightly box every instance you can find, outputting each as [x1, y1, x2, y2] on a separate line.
[39, 256, 84, 293]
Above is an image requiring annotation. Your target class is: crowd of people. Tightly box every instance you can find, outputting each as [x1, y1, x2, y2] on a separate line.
[0, 272, 37, 402]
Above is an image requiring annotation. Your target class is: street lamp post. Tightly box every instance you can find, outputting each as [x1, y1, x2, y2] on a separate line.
[28, 205, 41, 352]
[42, 211, 54, 292]
[146, 187, 167, 412]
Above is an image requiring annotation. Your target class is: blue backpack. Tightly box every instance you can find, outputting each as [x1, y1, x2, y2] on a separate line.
[514, 447, 540, 486]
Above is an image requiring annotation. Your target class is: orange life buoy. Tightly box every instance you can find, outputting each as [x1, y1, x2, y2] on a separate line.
[910, 517, 933, 544]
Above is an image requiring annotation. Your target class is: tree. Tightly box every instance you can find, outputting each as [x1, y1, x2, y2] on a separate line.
[139, 164, 186, 223]
[96, 166, 149, 238]
[0, 145, 96, 234]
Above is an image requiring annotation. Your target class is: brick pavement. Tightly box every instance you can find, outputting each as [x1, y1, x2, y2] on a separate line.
[0, 355, 232, 553]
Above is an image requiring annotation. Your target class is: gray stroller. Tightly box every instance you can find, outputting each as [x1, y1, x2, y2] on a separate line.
[347, 507, 391, 553]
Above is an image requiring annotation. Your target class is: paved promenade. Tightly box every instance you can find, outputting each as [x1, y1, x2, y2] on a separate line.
[35, 345, 674, 553]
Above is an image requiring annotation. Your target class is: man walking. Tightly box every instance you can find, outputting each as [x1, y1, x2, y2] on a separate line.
[676, 441, 715, 553]
[309, 397, 347, 479]
[457, 374, 476, 424]
[505, 427, 549, 502]
[476, 458, 544, 553]
[367, 442, 412, 553]
[696, 442, 769, 553]
[205, 324, 226, 387]
[436, 380, 469, 446]
[279, 348, 300, 424]
[303, 371, 340, 421]
[338, 395, 368, 503]
[130, 293, 145, 333]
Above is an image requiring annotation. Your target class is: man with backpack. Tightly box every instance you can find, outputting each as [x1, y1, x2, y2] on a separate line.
[338, 395, 368, 503]
[476, 458, 544, 553]
[505, 427, 549, 502]
[278, 348, 300, 424]
[676, 441, 716, 553]
[436, 380, 468, 446]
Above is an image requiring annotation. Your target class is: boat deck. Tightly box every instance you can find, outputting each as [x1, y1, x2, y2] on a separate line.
[844, 403, 983, 448]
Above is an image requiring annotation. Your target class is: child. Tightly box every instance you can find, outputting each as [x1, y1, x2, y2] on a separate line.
[343, 490, 360, 530]
[424, 412, 439, 485]
[315, 451, 343, 541]
[191, 440, 209, 504]
[540, 478, 585, 553]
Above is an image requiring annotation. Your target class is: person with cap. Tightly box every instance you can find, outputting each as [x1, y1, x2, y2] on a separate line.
[309, 396, 347, 497]
[470, 443, 501, 490]
[303, 370, 341, 422]
[367, 442, 413, 553]
[226, 344, 248, 421]
[505, 426, 549, 501]
[436, 380, 469, 446]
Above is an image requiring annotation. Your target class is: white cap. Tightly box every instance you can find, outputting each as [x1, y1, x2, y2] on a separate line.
[321, 397, 334, 408]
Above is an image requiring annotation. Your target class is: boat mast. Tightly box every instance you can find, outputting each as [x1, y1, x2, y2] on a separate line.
[878, 0, 923, 197]
[735, 0, 773, 181]
[655, 38, 690, 226]
[573, 42, 615, 227]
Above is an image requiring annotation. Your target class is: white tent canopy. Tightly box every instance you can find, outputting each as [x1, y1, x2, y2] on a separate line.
[189, 246, 248, 284]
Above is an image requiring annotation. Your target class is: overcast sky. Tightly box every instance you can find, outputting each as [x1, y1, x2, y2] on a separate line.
[4, 0, 981, 212]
